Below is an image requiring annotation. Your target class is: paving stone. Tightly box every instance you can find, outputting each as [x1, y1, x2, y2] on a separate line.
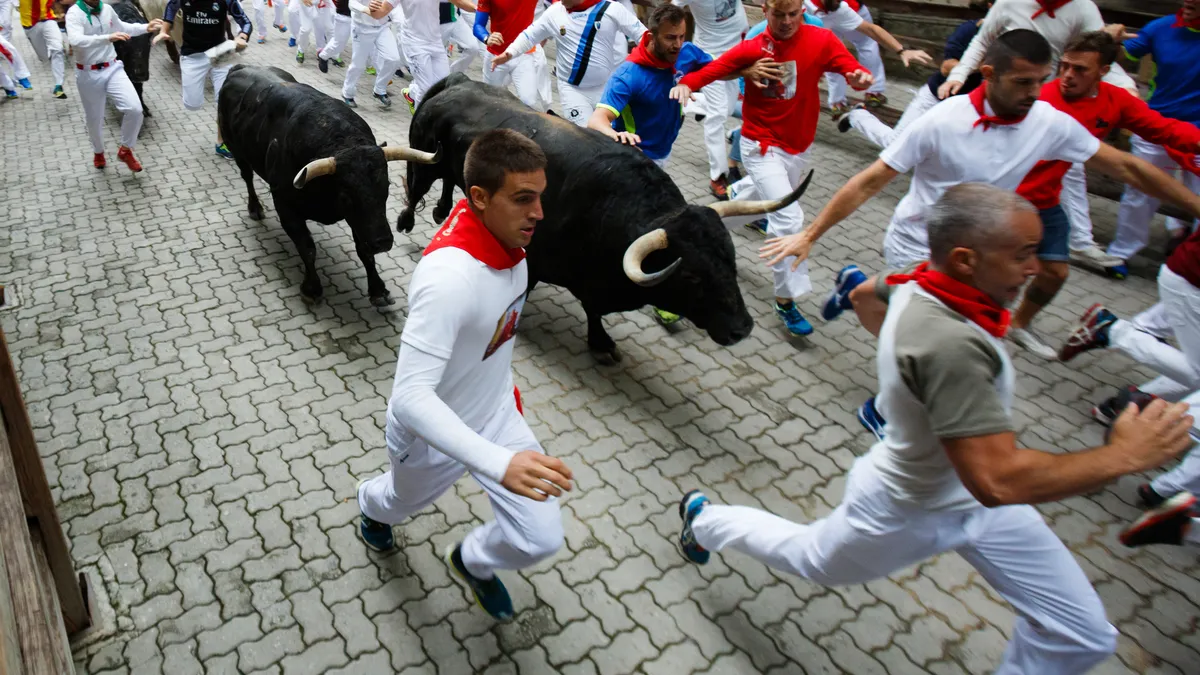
[237, 626, 306, 673]
[331, 599, 378, 658]
[542, 617, 610, 666]
[197, 614, 264, 660]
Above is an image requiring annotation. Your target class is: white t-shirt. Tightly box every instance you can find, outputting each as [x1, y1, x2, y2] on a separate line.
[387, 246, 528, 481]
[508, 0, 646, 89]
[672, 0, 746, 55]
[879, 96, 1101, 263]
[397, 0, 440, 45]
[804, 0, 862, 35]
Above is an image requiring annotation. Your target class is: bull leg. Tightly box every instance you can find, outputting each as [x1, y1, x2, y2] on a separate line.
[582, 302, 621, 365]
[279, 213, 323, 301]
[355, 243, 395, 308]
[397, 161, 440, 234]
[133, 81, 150, 117]
[239, 162, 264, 221]
[165, 40, 179, 64]
[432, 175, 456, 223]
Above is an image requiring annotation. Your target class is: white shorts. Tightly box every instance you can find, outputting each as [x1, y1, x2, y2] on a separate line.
[181, 52, 232, 111]
[557, 81, 603, 126]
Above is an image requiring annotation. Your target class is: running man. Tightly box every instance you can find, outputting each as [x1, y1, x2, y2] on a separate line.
[19, 0, 65, 97]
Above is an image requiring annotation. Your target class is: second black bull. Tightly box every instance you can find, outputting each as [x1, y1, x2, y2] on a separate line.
[399, 73, 809, 362]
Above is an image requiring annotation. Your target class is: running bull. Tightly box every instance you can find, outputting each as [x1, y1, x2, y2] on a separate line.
[399, 73, 808, 362]
[218, 65, 439, 306]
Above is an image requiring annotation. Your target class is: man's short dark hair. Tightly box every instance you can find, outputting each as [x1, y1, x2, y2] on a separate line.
[983, 29, 1053, 75]
[648, 4, 686, 33]
[464, 129, 547, 195]
[1064, 31, 1120, 67]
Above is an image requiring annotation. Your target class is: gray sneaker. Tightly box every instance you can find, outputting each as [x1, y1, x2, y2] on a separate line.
[1070, 245, 1124, 269]
[1008, 326, 1057, 360]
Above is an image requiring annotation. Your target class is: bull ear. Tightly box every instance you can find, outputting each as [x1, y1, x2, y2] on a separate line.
[379, 141, 387, 148]
[293, 157, 337, 189]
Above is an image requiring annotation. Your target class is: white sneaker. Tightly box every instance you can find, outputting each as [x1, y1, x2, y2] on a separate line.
[1070, 245, 1124, 269]
[1009, 327, 1057, 360]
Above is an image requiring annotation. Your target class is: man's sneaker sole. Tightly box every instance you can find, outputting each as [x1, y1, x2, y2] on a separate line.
[1119, 492, 1196, 548]
[1058, 303, 1114, 362]
[355, 479, 395, 552]
[678, 490, 711, 565]
[444, 544, 515, 621]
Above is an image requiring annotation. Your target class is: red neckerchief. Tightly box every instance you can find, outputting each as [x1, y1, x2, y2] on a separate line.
[1031, 0, 1073, 19]
[627, 32, 673, 69]
[970, 84, 1027, 131]
[566, 0, 604, 12]
[886, 263, 1011, 338]
[1167, 146, 1200, 178]
[424, 199, 525, 270]
[1173, 10, 1200, 30]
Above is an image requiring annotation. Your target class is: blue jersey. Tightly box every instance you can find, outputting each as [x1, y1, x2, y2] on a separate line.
[926, 19, 982, 97]
[597, 43, 712, 160]
[1125, 16, 1200, 125]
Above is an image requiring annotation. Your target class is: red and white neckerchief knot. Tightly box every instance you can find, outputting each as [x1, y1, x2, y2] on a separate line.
[1032, 0, 1074, 19]
[968, 84, 1027, 131]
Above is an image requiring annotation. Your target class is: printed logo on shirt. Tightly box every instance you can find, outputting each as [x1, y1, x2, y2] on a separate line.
[762, 60, 796, 100]
[483, 292, 525, 360]
[715, 0, 736, 21]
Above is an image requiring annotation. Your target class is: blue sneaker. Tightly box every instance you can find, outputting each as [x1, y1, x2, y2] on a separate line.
[857, 397, 886, 441]
[215, 143, 233, 159]
[743, 218, 768, 236]
[1105, 264, 1128, 280]
[445, 543, 514, 621]
[1059, 303, 1118, 362]
[3, 89, 15, 99]
[359, 513, 395, 551]
[678, 489, 711, 564]
[288, 36, 297, 47]
[17, 78, 31, 89]
[775, 302, 813, 336]
[821, 264, 868, 322]
[342, 97, 357, 108]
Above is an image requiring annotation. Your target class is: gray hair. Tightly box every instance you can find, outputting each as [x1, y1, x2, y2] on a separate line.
[927, 183, 1037, 264]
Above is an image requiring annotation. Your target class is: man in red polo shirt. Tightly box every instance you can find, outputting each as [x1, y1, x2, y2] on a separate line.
[474, 0, 541, 108]
[1007, 31, 1200, 359]
[669, 0, 871, 337]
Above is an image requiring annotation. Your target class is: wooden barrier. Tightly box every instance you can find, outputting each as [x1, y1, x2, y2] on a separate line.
[0, 326, 90, 675]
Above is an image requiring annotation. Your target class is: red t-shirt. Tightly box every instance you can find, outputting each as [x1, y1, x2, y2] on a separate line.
[477, 0, 536, 55]
[679, 24, 866, 155]
[1017, 79, 1200, 209]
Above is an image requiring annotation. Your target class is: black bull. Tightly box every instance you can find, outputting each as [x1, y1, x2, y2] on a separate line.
[110, 0, 151, 113]
[217, 65, 438, 306]
[399, 73, 809, 362]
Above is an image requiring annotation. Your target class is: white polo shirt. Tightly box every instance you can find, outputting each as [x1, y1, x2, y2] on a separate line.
[672, 0, 746, 55]
[803, 0, 862, 35]
[507, 0, 646, 90]
[879, 95, 1100, 265]
[397, 0, 440, 47]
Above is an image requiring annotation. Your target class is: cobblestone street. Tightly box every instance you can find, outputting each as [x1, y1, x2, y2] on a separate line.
[2, 19, 1199, 675]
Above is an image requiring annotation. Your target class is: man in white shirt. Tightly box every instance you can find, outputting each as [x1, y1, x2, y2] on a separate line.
[341, 0, 403, 107]
[439, 1, 482, 74]
[678, 182, 1195, 673]
[66, 0, 161, 170]
[357, 129, 573, 621]
[672, 0, 744, 198]
[396, 0, 474, 112]
[492, 0, 645, 126]
[804, 0, 931, 119]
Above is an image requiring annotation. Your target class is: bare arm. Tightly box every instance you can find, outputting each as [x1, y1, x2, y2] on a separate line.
[940, 58, 958, 77]
[449, 0, 476, 12]
[855, 21, 931, 67]
[944, 399, 1193, 507]
[588, 106, 640, 146]
[1086, 143, 1200, 220]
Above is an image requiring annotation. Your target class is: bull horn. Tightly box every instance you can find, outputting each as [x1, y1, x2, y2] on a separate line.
[622, 228, 682, 287]
[708, 169, 813, 219]
[383, 143, 441, 164]
[293, 157, 337, 189]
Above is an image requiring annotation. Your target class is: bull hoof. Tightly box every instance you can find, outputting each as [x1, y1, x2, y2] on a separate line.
[300, 283, 323, 304]
[248, 205, 265, 221]
[396, 211, 415, 234]
[370, 293, 395, 308]
[432, 203, 451, 223]
[590, 346, 623, 365]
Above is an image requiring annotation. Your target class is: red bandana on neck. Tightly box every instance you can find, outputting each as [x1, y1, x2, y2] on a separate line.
[627, 32, 673, 69]
[886, 263, 1012, 338]
[1174, 10, 1200, 30]
[969, 84, 1027, 131]
[1031, 0, 1073, 19]
[424, 199, 526, 270]
[1167, 145, 1200, 178]
[566, 0, 604, 12]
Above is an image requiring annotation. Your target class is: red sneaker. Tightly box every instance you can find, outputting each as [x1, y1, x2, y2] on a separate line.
[709, 175, 729, 201]
[93, 153, 106, 169]
[117, 146, 143, 172]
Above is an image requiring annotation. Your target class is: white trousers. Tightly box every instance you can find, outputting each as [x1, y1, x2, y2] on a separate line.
[1110, 266, 1200, 399]
[558, 80, 603, 126]
[824, 6, 885, 105]
[1060, 163, 1098, 251]
[848, 84, 938, 149]
[401, 38, 448, 105]
[1152, 391, 1200, 496]
[694, 458, 1117, 673]
[318, 13, 351, 60]
[0, 0, 13, 40]
[441, 13, 480, 74]
[358, 405, 564, 579]
[343, 22, 401, 98]
[76, 62, 142, 153]
[254, 0, 287, 38]
[738, 138, 811, 299]
[0, 33, 30, 81]
[24, 20, 63, 86]
[1110, 134, 1200, 261]
[484, 49, 540, 109]
[180, 52, 232, 111]
[700, 77, 737, 181]
[289, 0, 317, 53]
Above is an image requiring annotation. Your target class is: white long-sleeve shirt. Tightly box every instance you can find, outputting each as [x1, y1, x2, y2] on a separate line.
[65, 3, 148, 66]
[349, 0, 392, 27]
[947, 0, 1135, 91]
[506, 0, 645, 90]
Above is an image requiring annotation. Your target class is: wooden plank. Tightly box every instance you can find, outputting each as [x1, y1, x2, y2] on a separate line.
[0, 539, 24, 675]
[27, 527, 75, 675]
[0, 418, 72, 674]
[0, 330, 89, 635]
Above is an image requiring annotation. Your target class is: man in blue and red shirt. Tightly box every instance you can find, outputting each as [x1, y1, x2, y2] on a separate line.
[1107, 0, 1200, 278]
